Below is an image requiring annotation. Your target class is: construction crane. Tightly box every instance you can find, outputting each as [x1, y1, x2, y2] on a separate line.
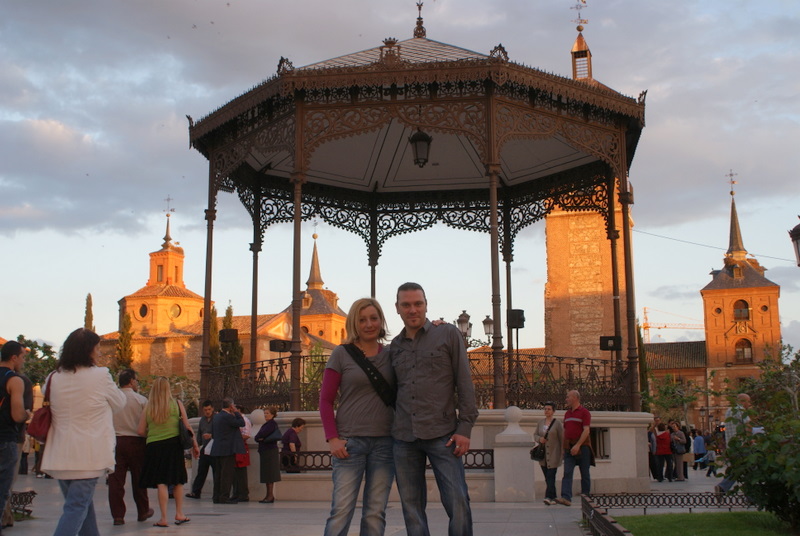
[642, 307, 704, 344]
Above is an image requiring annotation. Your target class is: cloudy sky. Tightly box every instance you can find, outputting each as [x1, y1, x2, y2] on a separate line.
[2, 0, 798, 354]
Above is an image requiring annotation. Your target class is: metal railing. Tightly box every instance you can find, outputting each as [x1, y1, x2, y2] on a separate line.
[290, 449, 494, 472]
[206, 351, 634, 411]
[582, 492, 754, 536]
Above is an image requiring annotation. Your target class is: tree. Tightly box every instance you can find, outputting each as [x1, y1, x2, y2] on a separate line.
[220, 303, 243, 367]
[115, 312, 134, 371]
[17, 336, 58, 385]
[724, 345, 800, 530]
[209, 306, 220, 367]
[84, 293, 95, 332]
[645, 373, 704, 425]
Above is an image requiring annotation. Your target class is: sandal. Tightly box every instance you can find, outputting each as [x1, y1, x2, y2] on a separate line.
[153, 522, 169, 527]
[175, 517, 191, 525]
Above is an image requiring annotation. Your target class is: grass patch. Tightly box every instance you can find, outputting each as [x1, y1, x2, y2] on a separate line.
[616, 511, 796, 535]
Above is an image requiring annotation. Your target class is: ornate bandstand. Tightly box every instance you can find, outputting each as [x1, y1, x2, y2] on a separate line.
[189, 5, 647, 410]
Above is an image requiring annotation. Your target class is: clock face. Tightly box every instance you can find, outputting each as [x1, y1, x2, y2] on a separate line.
[170, 304, 182, 319]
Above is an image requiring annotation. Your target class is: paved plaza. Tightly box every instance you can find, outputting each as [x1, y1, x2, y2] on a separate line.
[6, 468, 734, 535]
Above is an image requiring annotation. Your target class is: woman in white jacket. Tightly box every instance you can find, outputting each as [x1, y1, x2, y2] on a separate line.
[41, 328, 126, 536]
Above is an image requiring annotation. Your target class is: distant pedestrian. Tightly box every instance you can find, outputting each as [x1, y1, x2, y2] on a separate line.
[556, 390, 592, 506]
[40, 328, 127, 536]
[210, 397, 245, 504]
[108, 368, 153, 526]
[1, 341, 32, 536]
[534, 401, 563, 505]
[231, 405, 252, 502]
[693, 430, 707, 470]
[137, 376, 198, 527]
[186, 400, 216, 499]
[281, 418, 306, 472]
[254, 407, 281, 504]
[669, 421, 686, 481]
[654, 423, 674, 482]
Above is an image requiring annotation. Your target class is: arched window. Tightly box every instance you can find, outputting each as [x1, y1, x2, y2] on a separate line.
[733, 300, 750, 321]
[734, 339, 753, 363]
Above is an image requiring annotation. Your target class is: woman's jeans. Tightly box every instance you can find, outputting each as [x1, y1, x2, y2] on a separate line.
[324, 436, 394, 536]
[393, 435, 473, 536]
[540, 465, 558, 500]
[55, 478, 100, 536]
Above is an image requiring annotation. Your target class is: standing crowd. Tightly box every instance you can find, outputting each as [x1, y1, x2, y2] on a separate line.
[5, 282, 755, 536]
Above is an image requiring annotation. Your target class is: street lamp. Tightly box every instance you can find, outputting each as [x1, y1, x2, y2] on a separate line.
[789, 216, 800, 267]
[455, 310, 493, 347]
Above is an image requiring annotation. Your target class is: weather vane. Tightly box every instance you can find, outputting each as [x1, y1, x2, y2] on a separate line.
[726, 169, 738, 196]
[164, 194, 176, 217]
[571, 0, 588, 27]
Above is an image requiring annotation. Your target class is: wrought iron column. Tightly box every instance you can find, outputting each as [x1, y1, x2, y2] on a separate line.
[488, 165, 506, 409]
[605, 170, 623, 371]
[290, 174, 304, 411]
[620, 175, 641, 411]
[200, 162, 217, 401]
[502, 200, 514, 368]
[249, 187, 262, 375]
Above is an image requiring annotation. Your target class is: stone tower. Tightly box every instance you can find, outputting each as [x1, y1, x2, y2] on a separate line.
[701, 193, 781, 381]
[543, 25, 628, 358]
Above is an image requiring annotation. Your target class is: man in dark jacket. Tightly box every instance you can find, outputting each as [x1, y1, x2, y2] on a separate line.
[210, 397, 245, 504]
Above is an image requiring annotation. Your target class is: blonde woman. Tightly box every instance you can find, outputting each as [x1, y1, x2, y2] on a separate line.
[320, 298, 395, 536]
[137, 377, 198, 527]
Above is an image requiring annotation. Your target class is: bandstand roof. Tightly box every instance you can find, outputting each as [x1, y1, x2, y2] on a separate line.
[188, 14, 646, 261]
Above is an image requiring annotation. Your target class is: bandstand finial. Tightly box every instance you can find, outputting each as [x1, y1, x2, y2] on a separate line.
[413, 2, 426, 38]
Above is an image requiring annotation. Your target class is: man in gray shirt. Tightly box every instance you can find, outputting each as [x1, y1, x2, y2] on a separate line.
[391, 282, 478, 536]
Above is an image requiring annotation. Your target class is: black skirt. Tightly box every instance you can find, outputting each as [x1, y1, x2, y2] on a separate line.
[139, 436, 187, 488]
[259, 448, 282, 484]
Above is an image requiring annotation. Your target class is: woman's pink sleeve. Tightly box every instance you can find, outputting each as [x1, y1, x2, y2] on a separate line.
[319, 368, 342, 441]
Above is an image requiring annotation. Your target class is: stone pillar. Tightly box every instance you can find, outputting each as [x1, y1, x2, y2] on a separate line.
[493, 406, 535, 502]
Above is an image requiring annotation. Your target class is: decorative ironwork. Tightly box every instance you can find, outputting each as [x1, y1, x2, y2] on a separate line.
[582, 492, 754, 535]
[291, 449, 493, 471]
[489, 44, 509, 62]
[206, 352, 633, 411]
[9, 490, 37, 517]
[588, 492, 754, 514]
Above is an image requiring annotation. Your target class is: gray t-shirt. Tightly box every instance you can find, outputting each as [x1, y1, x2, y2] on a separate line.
[325, 345, 394, 438]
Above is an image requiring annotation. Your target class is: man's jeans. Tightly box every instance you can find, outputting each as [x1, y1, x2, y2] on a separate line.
[0, 442, 17, 522]
[561, 445, 591, 501]
[324, 436, 394, 536]
[394, 435, 472, 536]
[55, 478, 100, 536]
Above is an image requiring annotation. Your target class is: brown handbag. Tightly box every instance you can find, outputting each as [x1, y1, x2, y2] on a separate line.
[27, 374, 53, 442]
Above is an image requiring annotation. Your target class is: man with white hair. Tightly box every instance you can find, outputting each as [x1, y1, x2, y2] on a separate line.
[555, 390, 592, 506]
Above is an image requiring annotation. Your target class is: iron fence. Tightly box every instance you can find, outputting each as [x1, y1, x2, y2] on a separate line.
[206, 351, 634, 411]
[292, 449, 494, 471]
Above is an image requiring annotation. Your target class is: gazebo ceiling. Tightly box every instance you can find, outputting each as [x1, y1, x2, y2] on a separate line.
[243, 118, 598, 193]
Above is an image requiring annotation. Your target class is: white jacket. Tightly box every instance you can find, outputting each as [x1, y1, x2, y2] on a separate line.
[41, 366, 126, 480]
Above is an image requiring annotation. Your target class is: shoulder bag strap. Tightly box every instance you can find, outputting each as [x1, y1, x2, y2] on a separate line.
[342, 344, 396, 408]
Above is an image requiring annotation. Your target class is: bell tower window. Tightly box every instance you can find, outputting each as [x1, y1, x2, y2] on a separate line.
[733, 300, 749, 321]
[157, 265, 164, 283]
[734, 339, 753, 363]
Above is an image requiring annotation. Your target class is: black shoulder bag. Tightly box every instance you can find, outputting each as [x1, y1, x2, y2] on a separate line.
[530, 419, 556, 461]
[342, 344, 396, 408]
